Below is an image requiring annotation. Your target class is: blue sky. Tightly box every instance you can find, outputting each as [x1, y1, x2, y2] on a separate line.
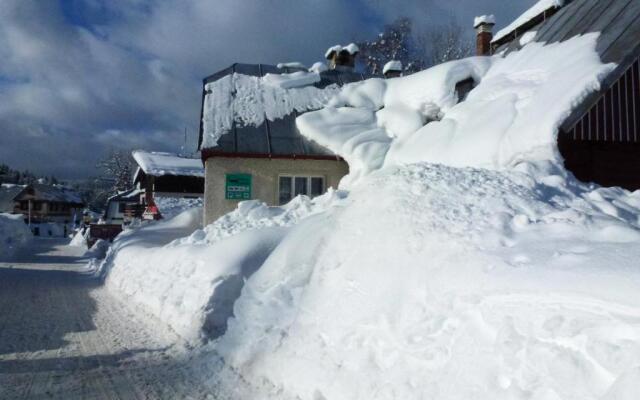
[0, 0, 536, 179]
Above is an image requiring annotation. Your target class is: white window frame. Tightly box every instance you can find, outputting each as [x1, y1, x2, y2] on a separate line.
[277, 175, 325, 205]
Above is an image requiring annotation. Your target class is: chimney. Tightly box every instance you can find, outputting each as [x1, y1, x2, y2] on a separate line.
[474, 15, 495, 56]
[325, 43, 359, 71]
[383, 60, 403, 79]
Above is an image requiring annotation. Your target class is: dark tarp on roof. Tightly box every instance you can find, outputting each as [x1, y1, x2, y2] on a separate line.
[495, 0, 640, 131]
[198, 63, 369, 156]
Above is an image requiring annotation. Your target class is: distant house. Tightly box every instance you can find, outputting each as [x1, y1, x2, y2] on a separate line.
[6, 183, 84, 235]
[103, 188, 144, 225]
[477, 0, 640, 189]
[198, 47, 369, 224]
[131, 150, 204, 219]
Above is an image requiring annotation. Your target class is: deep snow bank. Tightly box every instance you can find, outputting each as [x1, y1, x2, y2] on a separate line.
[215, 163, 640, 400]
[0, 213, 31, 257]
[206, 32, 640, 399]
[103, 192, 347, 341]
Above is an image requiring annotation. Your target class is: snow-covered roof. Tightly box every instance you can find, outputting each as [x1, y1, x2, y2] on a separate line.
[473, 14, 495, 28]
[199, 63, 369, 153]
[132, 150, 204, 178]
[12, 183, 84, 205]
[493, 0, 640, 131]
[493, 0, 564, 43]
[276, 62, 307, 70]
[107, 188, 144, 203]
[324, 43, 359, 59]
[383, 60, 403, 75]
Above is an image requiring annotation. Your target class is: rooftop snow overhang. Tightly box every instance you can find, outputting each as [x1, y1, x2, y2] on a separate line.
[491, 0, 569, 50]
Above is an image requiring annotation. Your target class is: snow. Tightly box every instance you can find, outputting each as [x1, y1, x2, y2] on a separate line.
[382, 60, 403, 75]
[297, 34, 612, 185]
[297, 55, 493, 184]
[69, 227, 89, 248]
[308, 62, 328, 73]
[0, 213, 31, 256]
[263, 71, 321, 89]
[276, 62, 307, 70]
[201, 73, 340, 148]
[101, 30, 640, 399]
[132, 150, 204, 178]
[494, 0, 565, 43]
[474, 14, 496, 28]
[211, 162, 640, 400]
[154, 196, 203, 220]
[102, 191, 346, 342]
[519, 30, 538, 46]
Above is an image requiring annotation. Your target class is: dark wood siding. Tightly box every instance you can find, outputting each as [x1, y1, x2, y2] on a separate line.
[559, 57, 640, 190]
[566, 57, 639, 142]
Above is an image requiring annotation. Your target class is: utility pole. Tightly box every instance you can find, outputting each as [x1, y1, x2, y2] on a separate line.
[28, 199, 32, 227]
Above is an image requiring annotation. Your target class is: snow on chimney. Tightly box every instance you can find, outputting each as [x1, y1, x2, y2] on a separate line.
[325, 43, 359, 71]
[474, 15, 495, 56]
[383, 60, 402, 79]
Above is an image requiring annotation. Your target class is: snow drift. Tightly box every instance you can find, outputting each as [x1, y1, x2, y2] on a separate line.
[103, 192, 346, 341]
[297, 34, 614, 186]
[0, 213, 31, 257]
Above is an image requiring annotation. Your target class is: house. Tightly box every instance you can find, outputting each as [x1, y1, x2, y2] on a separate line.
[4, 183, 84, 236]
[132, 150, 204, 218]
[476, 0, 640, 190]
[103, 188, 144, 225]
[198, 46, 369, 224]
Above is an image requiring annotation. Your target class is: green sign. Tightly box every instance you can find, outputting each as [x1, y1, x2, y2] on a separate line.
[225, 173, 252, 200]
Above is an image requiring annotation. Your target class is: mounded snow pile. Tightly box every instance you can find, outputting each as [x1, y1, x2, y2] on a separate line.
[201, 73, 340, 148]
[69, 227, 89, 248]
[297, 34, 613, 185]
[105, 31, 640, 399]
[215, 162, 640, 400]
[205, 34, 640, 399]
[297, 55, 493, 184]
[155, 196, 203, 220]
[0, 213, 31, 256]
[104, 191, 346, 341]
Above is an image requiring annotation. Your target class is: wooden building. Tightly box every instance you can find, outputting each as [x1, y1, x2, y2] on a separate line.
[483, 0, 640, 190]
[132, 150, 204, 218]
[9, 183, 84, 226]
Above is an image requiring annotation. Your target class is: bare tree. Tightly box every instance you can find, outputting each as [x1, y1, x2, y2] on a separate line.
[357, 16, 472, 76]
[96, 149, 135, 195]
[358, 17, 416, 75]
[416, 18, 472, 68]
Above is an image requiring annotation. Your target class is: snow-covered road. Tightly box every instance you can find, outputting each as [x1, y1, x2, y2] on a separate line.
[0, 238, 215, 399]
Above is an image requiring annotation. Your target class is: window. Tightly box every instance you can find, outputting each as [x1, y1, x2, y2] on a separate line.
[278, 175, 325, 205]
[32, 202, 42, 211]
